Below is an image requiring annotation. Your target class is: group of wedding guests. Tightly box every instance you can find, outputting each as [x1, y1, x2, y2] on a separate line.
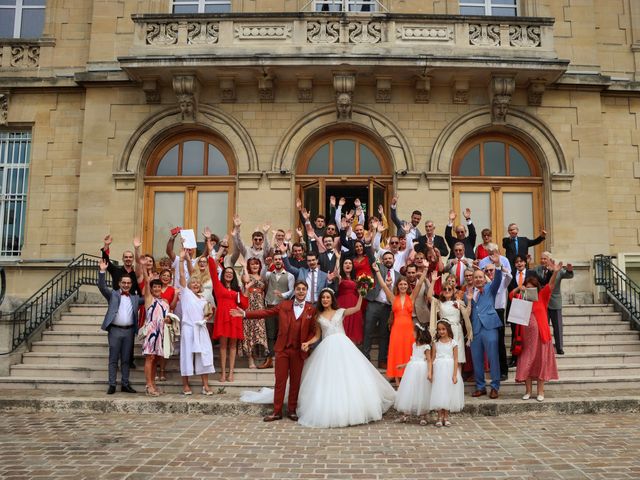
[97, 192, 573, 426]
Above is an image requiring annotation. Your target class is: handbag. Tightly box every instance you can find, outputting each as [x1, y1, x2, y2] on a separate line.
[511, 324, 524, 356]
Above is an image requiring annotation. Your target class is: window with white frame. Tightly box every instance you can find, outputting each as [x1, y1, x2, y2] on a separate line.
[172, 0, 231, 13]
[0, 0, 46, 38]
[460, 0, 518, 16]
[0, 132, 31, 257]
[313, 0, 377, 12]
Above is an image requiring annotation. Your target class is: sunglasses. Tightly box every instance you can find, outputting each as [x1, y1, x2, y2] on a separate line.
[253, 238, 264, 242]
[390, 241, 399, 245]
[219, 244, 229, 248]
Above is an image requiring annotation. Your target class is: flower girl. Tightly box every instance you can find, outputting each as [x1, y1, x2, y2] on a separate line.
[394, 323, 433, 425]
[430, 320, 464, 427]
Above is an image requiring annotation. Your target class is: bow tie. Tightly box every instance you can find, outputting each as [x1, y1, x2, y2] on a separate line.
[121, 292, 130, 297]
[294, 301, 305, 308]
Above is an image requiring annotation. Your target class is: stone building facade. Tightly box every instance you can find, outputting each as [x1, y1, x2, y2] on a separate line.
[1, 0, 640, 300]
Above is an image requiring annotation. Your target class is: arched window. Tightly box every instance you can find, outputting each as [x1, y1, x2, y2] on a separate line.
[144, 132, 235, 259]
[451, 133, 544, 262]
[301, 137, 386, 176]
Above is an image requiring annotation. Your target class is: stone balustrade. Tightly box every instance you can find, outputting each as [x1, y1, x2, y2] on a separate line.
[129, 13, 556, 59]
[0, 38, 55, 69]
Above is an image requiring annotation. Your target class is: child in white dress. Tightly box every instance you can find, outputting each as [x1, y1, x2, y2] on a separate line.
[430, 320, 464, 427]
[394, 323, 433, 425]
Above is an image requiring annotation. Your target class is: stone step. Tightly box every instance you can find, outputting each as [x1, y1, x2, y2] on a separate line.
[41, 331, 107, 343]
[68, 305, 107, 314]
[561, 341, 640, 353]
[504, 330, 639, 342]
[562, 304, 614, 314]
[1, 374, 639, 394]
[10, 364, 274, 382]
[557, 364, 640, 377]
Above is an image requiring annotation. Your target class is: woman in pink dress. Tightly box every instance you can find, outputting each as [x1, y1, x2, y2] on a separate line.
[336, 257, 363, 345]
[511, 260, 562, 402]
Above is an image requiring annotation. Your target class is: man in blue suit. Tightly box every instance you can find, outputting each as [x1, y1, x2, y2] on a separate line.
[468, 253, 509, 399]
[283, 251, 334, 304]
[98, 259, 144, 395]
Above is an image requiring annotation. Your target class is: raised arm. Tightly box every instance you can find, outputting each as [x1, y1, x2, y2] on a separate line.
[178, 250, 188, 289]
[97, 259, 112, 300]
[410, 270, 427, 302]
[547, 260, 564, 292]
[228, 215, 245, 265]
[389, 194, 403, 232]
[142, 254, 154, 307]
[282, 254, 301, 277]
[166, 234, 177, 261]
[133, 237, 144, 284]
[342, 295, 363, 317]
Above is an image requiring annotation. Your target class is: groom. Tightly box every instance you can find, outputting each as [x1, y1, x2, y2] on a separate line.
[232, 280, 318, 422]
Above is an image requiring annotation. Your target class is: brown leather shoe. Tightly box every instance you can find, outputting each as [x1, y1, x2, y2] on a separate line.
[257, 357, 273, 369]
[287, 413, 299, 421]
[263, 414, 283, 422]
[471, 389, 487, 397]
[489, 389, 499, 399]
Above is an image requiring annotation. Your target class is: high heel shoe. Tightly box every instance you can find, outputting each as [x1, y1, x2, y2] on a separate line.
[201, 387, 213, 396]
[145, 386, 160, 397]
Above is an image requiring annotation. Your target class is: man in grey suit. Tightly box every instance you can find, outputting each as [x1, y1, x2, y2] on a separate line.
[98, 259, 144, 395]
[364, 251, 401, 369]
[283, 251, 334, 304]
[533, 252, 573, 355]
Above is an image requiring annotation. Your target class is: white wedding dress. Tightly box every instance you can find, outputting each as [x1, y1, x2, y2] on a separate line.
[296, 308, 396, 428]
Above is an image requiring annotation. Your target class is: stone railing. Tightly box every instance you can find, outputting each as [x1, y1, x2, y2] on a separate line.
[0, 38, 55, 69]
[129, 13, 556, 58]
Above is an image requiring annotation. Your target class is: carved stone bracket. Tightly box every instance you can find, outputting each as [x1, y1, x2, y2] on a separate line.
[527, 80, 546, 106]
[297, 77, 313, 103]
[258, 74, 275, 103]
[172, 75, 199, 121]
[141, 78, 160, 104]
[219, 77, 236, 103]
[415, 76, 431, 103]
[489, 75, 515, 124]
[452, 78, 469, 104]
[0, 91, 8, 126]
[334, 73, 355, 121]
[376, 77, 391, 103]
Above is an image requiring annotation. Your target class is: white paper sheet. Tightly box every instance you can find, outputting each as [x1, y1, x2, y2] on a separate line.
[507, 298, 532, 326]
[180, 229, 197, 249]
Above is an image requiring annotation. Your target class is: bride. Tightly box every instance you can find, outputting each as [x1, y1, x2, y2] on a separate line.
[296, 288, 396, 428]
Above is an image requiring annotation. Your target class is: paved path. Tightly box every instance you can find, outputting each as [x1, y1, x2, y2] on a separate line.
[1, 412, 639, 479]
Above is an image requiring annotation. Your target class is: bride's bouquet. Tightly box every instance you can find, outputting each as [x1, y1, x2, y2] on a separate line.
[356, 274, 374, 297]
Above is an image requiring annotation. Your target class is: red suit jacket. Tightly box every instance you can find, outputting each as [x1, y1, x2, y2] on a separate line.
[246, 300, 317, 359]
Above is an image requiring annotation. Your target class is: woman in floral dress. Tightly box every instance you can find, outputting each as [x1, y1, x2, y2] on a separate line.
[241, 257, 268, 369]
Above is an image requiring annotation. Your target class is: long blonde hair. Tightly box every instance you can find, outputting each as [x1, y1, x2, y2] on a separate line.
[193, 255, 212, 284]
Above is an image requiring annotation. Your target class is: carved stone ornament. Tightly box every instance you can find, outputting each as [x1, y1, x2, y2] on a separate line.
[146, 21, 178, 46]
[10, 45, 40, 67]
[468, 24, 501, 47]
[527, 80, 546, 106]
[415, 76, 431, 103]
[142, 78, 160, 104]
[307, 20, 340, 44]
[187, 21, 219, 45]
[0, 92, 8, 126]
[509, 25, 541, 48]
[348, 21, 382, 44]
[297, 77, 313, 103]
[219, 77, 236, 103]
[172, 75, 199, 121]
[258, 75, 275, 103]
[452, 78, 469, 104]
[333, 73, 355, 121]
[235, 24, 292, 40]
[376, 77, 391, 103]
[396, 25, 454, 42]
[489, 76, 515, 124]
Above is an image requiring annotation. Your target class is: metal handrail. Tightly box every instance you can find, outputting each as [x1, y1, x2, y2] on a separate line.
[594, 254, 640, 331]
[0, 253, 106, 354]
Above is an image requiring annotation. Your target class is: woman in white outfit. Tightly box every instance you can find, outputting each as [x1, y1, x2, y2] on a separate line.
[297, 288, 396, 428]
[178, 250, 215, 395]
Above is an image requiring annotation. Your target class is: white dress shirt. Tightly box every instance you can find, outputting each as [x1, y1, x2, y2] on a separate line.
[113, 294, 133, 327]
[375, 269, 395, 304]
[293, 300, 305, 319]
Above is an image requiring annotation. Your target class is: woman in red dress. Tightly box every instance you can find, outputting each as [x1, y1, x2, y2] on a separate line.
[336, 256, 363, 345]
[208, 257, 248, 382]
[351, 240, 374, 317]
[510, 260, 562, 402]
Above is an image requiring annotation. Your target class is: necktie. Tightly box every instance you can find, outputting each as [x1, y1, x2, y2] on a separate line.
[514, 237, 519, 253]
[386, 270, 391, 283]
[310, 269, 316, 302]
[518, 271, 524, 287]
[294, 301, 305, 308]
[456, 260, 462, 286]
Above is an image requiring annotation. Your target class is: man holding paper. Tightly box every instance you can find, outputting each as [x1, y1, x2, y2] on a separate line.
[468, 253, 508, 399]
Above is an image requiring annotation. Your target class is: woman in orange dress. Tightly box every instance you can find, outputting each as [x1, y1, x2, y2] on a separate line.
[372, 263, 428, 387]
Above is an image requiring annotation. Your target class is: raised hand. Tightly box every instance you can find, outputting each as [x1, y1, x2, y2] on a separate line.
[262, 221, 271, 233]
[233, 214, 242, 228]
[301, 209, 310, 221]
[490, 252, 500, 265]
[430, 270, 439, 282]
[391, 194, 398, 207]
[402, 221, 411, 234]
[463, 208, 471, 220]
[284, 229, 292, 242]
[378, 204, 384, 216]
[448, 210, 456, 222]
[541, 228, 548, 236]
[133, 237, 142, 249]
[327, 270, 337, 281]
[552, 260, 564, 272]
[377, 221, 386, 233]
[103, 234, 112, 246]
[99, 259, 108, 272]
[295, 226, 304, 238]
[329, 195, 336, 208]
[372, 262, 380, 273]
[295, 198, 302, 211]
[340, 217, 348, 230]
[203, 226, 212, 239]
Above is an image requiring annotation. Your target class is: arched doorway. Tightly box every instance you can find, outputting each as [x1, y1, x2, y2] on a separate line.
[451, 133, 545, 261]
[296, 130, 392, 222]
[143, 131, 236, 258]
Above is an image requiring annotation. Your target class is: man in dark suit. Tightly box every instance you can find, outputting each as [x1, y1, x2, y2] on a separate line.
[389, 193, 421, 238]
[444, 209, 477, 259]
[98, 259, 144, 395]
[363, 251, 401, 369]
[413, 219, 448, 257]
[232, 280, 317, 422]
[283, 252, 334, 304]
[502, 222, 547, 268]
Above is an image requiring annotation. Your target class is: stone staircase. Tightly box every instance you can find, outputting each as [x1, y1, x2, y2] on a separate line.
[0, 301, 639, 394]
